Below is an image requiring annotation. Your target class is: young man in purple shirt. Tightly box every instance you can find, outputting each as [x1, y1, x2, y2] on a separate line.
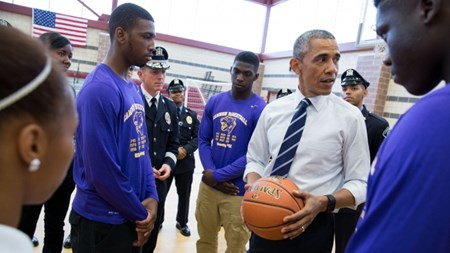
[196, 51, 266, 253]
[69, 3, 158, 253]
[347, 0, 450, 252]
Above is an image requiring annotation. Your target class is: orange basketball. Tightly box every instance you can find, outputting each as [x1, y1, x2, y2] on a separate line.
[242, 176, 304, 240]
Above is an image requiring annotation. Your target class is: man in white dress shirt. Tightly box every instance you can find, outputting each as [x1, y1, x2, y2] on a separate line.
[244, 29, 370, 253]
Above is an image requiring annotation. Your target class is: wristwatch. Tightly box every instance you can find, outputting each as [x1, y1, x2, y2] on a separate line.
[325, 194, 336, 212]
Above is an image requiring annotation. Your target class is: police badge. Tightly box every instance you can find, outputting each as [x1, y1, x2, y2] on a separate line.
[186, 116, 193, 125]
[165, 112, 171, 125]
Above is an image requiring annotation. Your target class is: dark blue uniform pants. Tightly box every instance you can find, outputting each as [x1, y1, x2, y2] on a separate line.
[166, 170, 194, 227]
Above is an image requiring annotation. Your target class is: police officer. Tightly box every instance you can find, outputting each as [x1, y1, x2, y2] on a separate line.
[335, 68, 390, 253]
[137, 46, 180, 252]
[166, 79, 200, 237]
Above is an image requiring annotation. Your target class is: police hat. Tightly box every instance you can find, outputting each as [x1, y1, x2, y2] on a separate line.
[145, 46, 170, 69]
[341, 68, 370, 88]
[167, 79, 185, 92]
[276, 88, 293, 99]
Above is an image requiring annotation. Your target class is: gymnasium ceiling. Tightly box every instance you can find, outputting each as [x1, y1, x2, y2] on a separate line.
[1, 0, 377, 54]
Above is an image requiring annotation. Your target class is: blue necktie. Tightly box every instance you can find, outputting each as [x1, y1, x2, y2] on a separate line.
[271, 98, 311, 177]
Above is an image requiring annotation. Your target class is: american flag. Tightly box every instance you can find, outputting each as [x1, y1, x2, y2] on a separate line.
[32, 8, 88, 47]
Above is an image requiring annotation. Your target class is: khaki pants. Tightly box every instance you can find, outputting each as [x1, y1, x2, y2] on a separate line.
[196, 181, 250, 253]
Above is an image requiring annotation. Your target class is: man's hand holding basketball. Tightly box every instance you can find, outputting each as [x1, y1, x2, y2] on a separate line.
[281, 190, 326, 240]
[244, 172, 262, 191]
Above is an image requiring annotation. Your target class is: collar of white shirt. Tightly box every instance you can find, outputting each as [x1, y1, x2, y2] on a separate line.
[293, 89, 328, 112]
[141, 87, 160, 107]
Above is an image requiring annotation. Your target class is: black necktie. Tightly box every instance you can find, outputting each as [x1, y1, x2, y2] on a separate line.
[271, 98, 311, 177]
[150, 97, 157, 120]
[178, 107, 182, 118]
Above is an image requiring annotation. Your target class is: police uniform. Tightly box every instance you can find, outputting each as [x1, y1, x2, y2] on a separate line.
[166, 79, 200, 237]
[143, 95, 179, 170]
[141, 47, 180, 253]
[362, 105, 390, 163]
[335, 69, 390, 253]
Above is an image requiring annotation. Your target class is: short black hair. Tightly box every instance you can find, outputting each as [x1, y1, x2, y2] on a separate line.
[108, 3, 154, 41]
[39, 32, 71, 50]
[293, 30, 335, 61]
[234, 51, 260, 71]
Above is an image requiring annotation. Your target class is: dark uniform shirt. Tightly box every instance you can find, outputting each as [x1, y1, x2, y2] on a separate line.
[174, 106, 200, 174]
[361, 105, 390, 163]
[143, 93, 180, 169]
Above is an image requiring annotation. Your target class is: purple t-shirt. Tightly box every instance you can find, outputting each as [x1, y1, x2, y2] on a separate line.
[199, 91, 266, 195]
[73, 64, 157, 224]
[347, 83, 450, 252]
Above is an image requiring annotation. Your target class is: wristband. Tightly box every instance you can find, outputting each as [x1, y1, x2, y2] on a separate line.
[325, 194, 336, 212]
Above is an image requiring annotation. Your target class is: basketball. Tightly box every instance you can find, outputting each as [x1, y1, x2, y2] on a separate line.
[241, 176, 304, 240]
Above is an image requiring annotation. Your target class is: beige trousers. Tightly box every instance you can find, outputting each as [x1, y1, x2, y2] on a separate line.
[195, 181, 250, 253]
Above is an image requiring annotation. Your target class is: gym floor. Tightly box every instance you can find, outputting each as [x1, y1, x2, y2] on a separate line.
[33, 152, 228, 253]
[33, 152, 336, 253]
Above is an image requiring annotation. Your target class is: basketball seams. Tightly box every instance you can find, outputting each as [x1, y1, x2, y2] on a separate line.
[257, 178, 303, 210]
[246, 223, 287, 230]
[243, 199, 298, 214]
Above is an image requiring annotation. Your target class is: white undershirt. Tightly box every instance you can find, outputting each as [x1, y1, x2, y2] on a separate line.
[141, 87, 160, 110]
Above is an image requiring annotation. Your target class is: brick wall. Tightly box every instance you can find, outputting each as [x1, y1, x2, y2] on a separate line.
[356, 55, 391, 116]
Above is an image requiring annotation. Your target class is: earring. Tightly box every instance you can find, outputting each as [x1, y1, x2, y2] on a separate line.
[29, 158, 40, 172]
